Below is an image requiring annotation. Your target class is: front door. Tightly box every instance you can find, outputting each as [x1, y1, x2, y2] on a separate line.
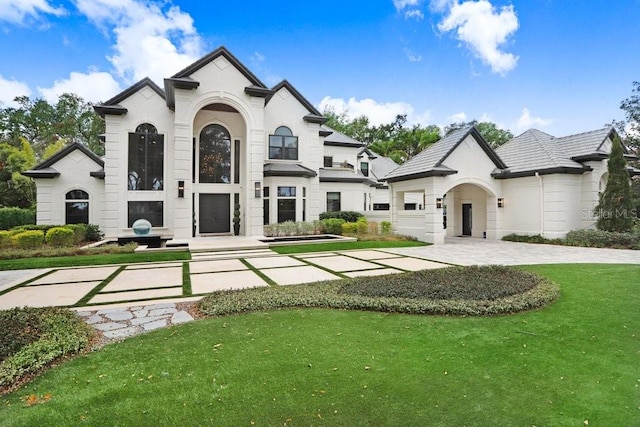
[199, 194, 230, 234]
[462, 203, 472, 236]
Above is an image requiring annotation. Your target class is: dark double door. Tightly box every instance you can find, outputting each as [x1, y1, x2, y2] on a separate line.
[199, 194, 230, 234]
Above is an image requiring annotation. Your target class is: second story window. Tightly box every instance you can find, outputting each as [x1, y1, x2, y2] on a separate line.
[128, 123, 164, 190]
[360, 161, 369, 176]
[269, 126, 298, 160]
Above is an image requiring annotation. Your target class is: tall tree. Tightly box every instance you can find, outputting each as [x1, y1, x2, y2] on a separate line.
[619, 81, 640, 153]
[445, 120, 513, 148]
[0, 137, 36, 208]
[0, 93, 104, 159]
[593, 135, 635, 232]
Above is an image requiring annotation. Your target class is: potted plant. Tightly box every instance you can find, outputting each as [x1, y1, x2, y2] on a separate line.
[233, 203, 241, 235]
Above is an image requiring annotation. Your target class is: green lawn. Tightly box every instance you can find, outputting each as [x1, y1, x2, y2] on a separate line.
[1, 264, 638, 426]
[0, 250, 191, 271]
[271, 239, 427, 254]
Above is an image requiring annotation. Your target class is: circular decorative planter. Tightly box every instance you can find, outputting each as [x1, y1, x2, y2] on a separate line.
[132, 219, 152, 236]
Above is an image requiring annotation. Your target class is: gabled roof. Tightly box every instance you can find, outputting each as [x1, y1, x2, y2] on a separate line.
[384, 126, 507, 183]
[23, 142, 104, 179]
[319, 168, 377, 186]
[554, 127, 627, 161]
[94, 77, 164, 117]
[267, 80, 326, 123]
[495, 129, 587, 177]
[321, 126, 364, 147]
[370, 155, 398, 182]
[263, 163, 317, 178]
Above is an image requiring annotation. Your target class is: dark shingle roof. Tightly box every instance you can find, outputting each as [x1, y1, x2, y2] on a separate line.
[321, 126, 364, 147]
[23, 142, 104, 179]
[263, 163, 317, 178]
[319, 168, 376, 185]
[383, 126, 506, 182]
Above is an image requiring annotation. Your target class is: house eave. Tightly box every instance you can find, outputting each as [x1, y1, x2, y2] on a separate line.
[22, 168, 60, 178]
[164, 77, 200, 110]
[492, 166, 593, 179]
[245, 85, 273, 98]
[384, 169, 458, 183]
[303, 114, 327, 124]
[94, 105, 127, 117]
[323, 140, 365, 148]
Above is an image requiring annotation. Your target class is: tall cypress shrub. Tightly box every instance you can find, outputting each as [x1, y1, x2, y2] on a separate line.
[594, 135, 635, 232]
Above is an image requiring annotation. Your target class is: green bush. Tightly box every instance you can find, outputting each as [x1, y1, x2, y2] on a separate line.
[64, 224, 87, 244]
[84, 224, 104, 242]
[319, 211, 364, 222]
[0, 207, 35, 230]
[565, 229, 640, 249]
[341, 222, 357, 235]
[11, 230, 45, 249]
[0, 231, 12, 248]
[199, 265, 559, 317]
[321, 218, 346, 235]
[381, 221, 392, 235]
[502, 234, 551, 244]
[45, 227, 75, 247]
[0, 307, 94, 388]
[356, 216, 368, 234]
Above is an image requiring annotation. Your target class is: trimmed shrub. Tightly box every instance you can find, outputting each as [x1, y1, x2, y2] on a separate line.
[0, 307, 94, 388]
[381, 221, 392, 235]
[199, 265, 560, 317]
[319, 211, 364, 223]
[0, 231, 12, 248]
[45, 227, 75, 247]
[64, 224, 87, 244]
[341, 222, 357, 235]
[321, 218, 345, 235]
[356, 216, 368, 235]
[502, 234, 550, 244]
[0, 207, 35, 230]
[84, 224, 104, 242]
[368, 221, 380, 235]
[565, 229, 640, 249]
[11, 230, 45, 249]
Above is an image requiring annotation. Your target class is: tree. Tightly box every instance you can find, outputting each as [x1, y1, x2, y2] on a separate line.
[0, 93, 105, 159]
[0, 137, 36, 208]
[593, 134, 635, 232]
[619, 81, 640, 153]
[444, 120, 513, 148]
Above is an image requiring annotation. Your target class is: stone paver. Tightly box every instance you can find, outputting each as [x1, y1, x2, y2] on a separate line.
[102, 267, 182, 292]
[339, 250, 403, 260]
[260, 265, 341, 285]
[245, 256, 306, 269]
[190, 270, 267, 294]
[188, 258, 247, 274]
[0, 281, 101, 310]
[126, 262, 183, 270]
[89, 287, 183, 304]
[374, 257, 449, 271]
[29, 266, 119, 285]
[303, 255, 384, 273]
[343, 268, 403, 278]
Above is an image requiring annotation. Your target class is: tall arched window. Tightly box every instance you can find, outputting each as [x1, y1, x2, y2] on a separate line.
[269, 126, 298, 160]
[66, 190, 89, 224]
[199, 124, 231, 183]
[128, 123, 164, 190]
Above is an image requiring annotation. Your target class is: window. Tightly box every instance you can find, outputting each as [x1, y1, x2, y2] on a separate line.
[360, 162, 369, 177]
[303, 187, 307, 222]
[404, 203, 417, 210]
[128, 201, 163, 227]
[269, 126, 298, 160]
[323, 156, 333, 168]
[327, 192, 341, 212]
[65, 190, 89, 224]
[373, 203, 390, 211]
[200, 124, 231, 183]
[277, 186, 296, 222]
[128, 123, 164, 190]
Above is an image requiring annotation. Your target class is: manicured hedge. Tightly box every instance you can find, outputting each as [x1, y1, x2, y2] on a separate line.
[11, 230, 44, 249]
[0, 307, 94, 388]
[45, 227, 75, 247]
[320, 218, 345, 235]
[319, 211, 364, 222]
[0, 208, 35, 230]
[502, 230, 640, 249]
[200, 265, 559, 317]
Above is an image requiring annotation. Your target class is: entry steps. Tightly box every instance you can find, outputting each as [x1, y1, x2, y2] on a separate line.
[190, 248, 277, 261]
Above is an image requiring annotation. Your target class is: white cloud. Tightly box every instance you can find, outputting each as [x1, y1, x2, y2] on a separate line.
[448, 111, 467, 123]
[405, 9, 424, 20]
[437, 0, 519, 75]
[0, 0, 65, 24]
[319, 96, 431, 127]
[404, 48, 422, 63]
[73, 0, 204, 85]
[515, 108, 551, 132]
[393, 0, 424, 20]
[38, 70, 121, 103]
[393, 0, 421, 10]
[0, 75, 32, 106]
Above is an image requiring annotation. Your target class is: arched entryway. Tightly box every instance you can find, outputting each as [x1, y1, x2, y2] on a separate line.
[192, 103, 246, 236]
[442, 183, 498, 239]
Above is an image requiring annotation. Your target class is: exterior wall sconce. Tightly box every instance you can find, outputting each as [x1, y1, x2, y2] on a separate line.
[255, 181, 262, 198]
[436, 198, 443, 209]
[178, 180, 185, 198]
[497, 198, 505, 208]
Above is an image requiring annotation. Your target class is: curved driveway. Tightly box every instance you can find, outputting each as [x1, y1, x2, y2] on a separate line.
[386, 237, 640, 266]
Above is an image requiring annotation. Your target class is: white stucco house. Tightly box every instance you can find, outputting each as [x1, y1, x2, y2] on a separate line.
[23, 47, 395, 240]
[23, 46, 638, 244]
[384, 126, 638, 243]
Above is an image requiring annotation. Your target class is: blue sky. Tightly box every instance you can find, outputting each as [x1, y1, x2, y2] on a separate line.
[1, 0, 638, 137]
